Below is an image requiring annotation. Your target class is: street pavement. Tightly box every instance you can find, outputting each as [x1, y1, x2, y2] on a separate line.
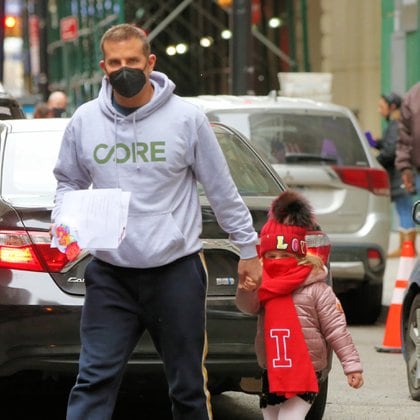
[323, 323, 419, 419]
[323, 232, 420, 419]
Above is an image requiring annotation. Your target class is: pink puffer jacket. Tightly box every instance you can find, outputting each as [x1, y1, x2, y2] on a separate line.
[235, 266, 363, 375]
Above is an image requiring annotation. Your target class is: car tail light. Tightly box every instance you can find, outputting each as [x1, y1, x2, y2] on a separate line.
[367, 248, 382, 269]
[306, 230, 331, 265]
[0, 230, 69, 272]
[332, 166, 390, 196]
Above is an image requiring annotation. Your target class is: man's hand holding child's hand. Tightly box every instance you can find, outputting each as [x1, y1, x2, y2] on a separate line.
[238, 275, 260, 292]
[238, 256, 262, 292]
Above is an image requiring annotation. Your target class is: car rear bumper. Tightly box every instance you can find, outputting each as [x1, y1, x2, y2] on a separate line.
[329, 243, 386, 293]
[331, 261, 365, 279]
[0, 304, 259, 381]
[0, 348, 260, 380]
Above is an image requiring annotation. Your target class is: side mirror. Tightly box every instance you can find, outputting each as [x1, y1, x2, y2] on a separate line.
[412, 200, 420, 224]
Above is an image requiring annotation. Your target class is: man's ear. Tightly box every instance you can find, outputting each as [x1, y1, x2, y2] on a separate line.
[99, 60, 106, 74]
[147, 54, 157, 72]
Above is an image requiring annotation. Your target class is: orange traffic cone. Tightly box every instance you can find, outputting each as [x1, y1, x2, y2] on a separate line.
[376, 240, 417, 353]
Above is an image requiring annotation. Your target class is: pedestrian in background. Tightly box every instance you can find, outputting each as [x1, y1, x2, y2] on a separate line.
[52, 23, 261, 420]
[395, 82, 420, 252]
[33, 101, 53, 118]
[236, 190, 363, 420]
[47, 90, 68, 117]
[374, 92, 415, 257]
[396, 82, 420, 194]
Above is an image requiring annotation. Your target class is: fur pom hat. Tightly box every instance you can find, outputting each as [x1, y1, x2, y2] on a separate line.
[259, 190, 317, 257]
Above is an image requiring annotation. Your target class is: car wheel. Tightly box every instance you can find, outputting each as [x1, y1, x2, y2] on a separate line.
[404, 293, 420, 401]
[338, 282, 382, 324]
[305, 376, 328, 420]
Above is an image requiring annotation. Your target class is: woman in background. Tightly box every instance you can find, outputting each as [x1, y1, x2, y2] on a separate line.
[375, 92, 415, 257]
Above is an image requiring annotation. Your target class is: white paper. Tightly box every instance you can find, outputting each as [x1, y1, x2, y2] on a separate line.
[53, 188, 131, 250]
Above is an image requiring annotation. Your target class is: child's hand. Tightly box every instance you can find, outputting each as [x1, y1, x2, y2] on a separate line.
[347, 372, 364, 389]
[238, 257, 262, 292]
[238, 275, 260, 292]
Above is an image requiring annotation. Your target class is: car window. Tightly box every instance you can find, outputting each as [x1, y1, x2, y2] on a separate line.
[1, 129, 63, 206]
[207, 110, 369, 167]
[202, 126, 281, 196]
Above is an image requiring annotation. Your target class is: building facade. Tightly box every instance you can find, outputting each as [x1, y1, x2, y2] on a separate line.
[381, 0, 420, 97]
[17, 0, 418, 134]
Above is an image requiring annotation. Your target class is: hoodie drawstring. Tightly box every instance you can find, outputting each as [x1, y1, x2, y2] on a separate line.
[133, 113, 140, 171]
[113, 112, 119, 188]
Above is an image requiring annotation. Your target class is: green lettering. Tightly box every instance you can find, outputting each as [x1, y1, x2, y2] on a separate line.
[151, 141, 166, 161]
[93, 141, 167, 164]
[136, 142, 149, 162]
[94, 144, 114, 164]
[131, 143, 136, 163]
[115, 143, 130, 164]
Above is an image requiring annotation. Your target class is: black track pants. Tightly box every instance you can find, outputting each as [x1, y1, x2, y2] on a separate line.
[66, 253, 212, 420]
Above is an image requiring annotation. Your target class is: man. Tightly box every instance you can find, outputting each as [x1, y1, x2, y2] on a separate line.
[395, 82, 420, 194]
[47, 90, 68, 117]
[52, 24, 261, 420]
[33, 101, 53, 118]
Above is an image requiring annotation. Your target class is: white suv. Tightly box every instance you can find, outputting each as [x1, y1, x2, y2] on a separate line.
[184, 94, 391, 324]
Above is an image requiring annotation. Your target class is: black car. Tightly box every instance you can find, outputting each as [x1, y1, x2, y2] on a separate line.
[0, 89, 25, 119]
[0, 117, 333, 418]
[0, 118, 281, 388]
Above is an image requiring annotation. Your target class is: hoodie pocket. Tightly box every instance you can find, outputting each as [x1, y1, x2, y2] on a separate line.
[125, 211, 186, 259]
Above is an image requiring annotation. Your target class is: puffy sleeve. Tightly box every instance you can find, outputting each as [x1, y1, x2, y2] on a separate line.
[315, 284, 363, 374]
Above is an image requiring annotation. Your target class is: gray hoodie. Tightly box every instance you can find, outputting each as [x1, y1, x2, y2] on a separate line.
[52, 71, 258, 268]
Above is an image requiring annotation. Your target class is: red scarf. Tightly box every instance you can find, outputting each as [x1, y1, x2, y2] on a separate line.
[258, 257, 319, 397]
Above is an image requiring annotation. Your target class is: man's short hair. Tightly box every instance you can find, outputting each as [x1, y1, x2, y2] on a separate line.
[100, 24, 150, 57]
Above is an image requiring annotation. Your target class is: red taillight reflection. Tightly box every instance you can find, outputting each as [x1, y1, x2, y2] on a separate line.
[367, 248, 382, 269]
[332, 166, 390, 196]
[306, 230, 331, 265]
[0, 230, 69, 272]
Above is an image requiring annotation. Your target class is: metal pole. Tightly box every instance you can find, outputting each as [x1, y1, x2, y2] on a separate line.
[287, 0, 297, 71]
[147, 0, 193, 41]
[231, 0, 251, 94]
[0, 0, 5, 83]
[251, 26, 296, 68]
[300, 0, 310, 72]
[38, 0, 49, 100]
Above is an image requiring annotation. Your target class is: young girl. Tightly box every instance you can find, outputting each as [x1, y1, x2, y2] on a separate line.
[236, 190, 364, 420]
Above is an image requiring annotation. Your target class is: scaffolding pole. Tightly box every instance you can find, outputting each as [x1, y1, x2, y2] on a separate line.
[231, 0, 252, 94]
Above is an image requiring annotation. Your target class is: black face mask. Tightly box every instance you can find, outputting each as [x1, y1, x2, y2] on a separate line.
[109, 67, 146, 98]
[52, 108, 66, 117]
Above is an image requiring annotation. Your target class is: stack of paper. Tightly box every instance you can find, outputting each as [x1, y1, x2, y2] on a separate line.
[52, 188, 131, 250]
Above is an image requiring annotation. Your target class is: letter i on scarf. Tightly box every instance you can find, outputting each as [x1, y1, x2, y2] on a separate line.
[258, 190, 319, 397]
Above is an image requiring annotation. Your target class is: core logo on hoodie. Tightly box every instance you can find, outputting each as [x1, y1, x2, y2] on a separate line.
[93, 142, 166, 164]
